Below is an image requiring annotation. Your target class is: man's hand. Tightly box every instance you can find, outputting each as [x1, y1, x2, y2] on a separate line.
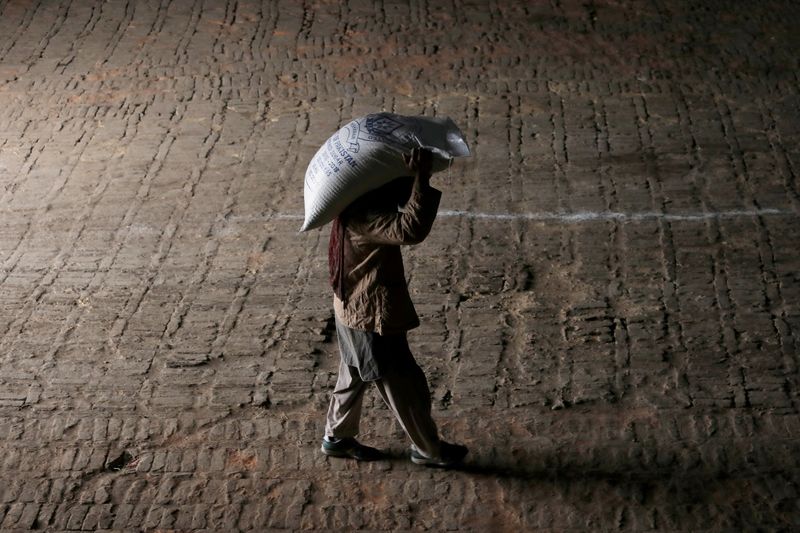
[403, 147, 434, 183]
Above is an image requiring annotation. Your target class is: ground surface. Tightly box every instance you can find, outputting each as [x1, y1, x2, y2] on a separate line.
[0, 0, 799, 531]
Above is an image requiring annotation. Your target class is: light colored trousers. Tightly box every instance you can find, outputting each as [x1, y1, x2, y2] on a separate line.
[324, 326, 442, 458]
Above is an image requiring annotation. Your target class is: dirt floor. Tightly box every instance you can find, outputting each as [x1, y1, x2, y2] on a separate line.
[0, 0, 799, 530]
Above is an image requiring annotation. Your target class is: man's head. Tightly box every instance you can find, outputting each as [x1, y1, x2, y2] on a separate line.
[376, 175, 415, 207]
[344, 175, 415, 217]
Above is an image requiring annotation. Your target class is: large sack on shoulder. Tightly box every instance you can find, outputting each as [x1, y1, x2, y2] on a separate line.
[301, 113, 470, 231]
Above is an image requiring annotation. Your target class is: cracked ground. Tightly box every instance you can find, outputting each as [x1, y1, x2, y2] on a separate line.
[0, 0, 799, 531]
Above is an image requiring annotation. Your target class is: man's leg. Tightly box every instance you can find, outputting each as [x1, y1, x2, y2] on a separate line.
[325, 357, 367, 439]
[373, 335, 442, 459]
[322, 357, 384, 461]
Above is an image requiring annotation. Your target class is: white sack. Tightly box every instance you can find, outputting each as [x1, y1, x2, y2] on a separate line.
[301, 113, 470, 231]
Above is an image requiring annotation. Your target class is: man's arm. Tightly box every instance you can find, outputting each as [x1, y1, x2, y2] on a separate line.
[350, 148, 442, 245]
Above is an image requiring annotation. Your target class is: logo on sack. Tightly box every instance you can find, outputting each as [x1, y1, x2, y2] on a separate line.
[365, 113, 404, 138]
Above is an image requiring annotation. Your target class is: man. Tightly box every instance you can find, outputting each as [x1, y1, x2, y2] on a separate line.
[321, 147, 468, 468]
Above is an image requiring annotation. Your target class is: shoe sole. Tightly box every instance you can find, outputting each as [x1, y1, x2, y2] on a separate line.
[320, 445, 352, 458]
[320, 445, 383, 461]
[410, 454, 463, 468]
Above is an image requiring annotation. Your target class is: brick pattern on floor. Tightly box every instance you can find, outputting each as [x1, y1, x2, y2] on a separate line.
[0, 0, 799, 530]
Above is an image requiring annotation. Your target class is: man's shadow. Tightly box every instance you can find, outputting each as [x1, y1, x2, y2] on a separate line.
[378, 438, 800, 489]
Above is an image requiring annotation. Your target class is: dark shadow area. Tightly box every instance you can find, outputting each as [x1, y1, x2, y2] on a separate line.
[373, 439, 800, 484]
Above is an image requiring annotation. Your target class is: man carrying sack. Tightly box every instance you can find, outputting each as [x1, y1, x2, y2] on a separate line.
[321, 147, 468, 468]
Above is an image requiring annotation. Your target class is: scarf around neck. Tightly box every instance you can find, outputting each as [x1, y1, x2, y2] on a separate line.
[328, 216, 348, 305]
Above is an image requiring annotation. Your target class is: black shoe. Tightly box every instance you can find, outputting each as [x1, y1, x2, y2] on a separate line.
[320, 437, 384, 461]
[410, 441, 468, 468]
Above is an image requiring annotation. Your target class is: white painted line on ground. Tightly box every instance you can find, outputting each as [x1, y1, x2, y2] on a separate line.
[436, 208, 794, 222]
[232, 208, 795, 225]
